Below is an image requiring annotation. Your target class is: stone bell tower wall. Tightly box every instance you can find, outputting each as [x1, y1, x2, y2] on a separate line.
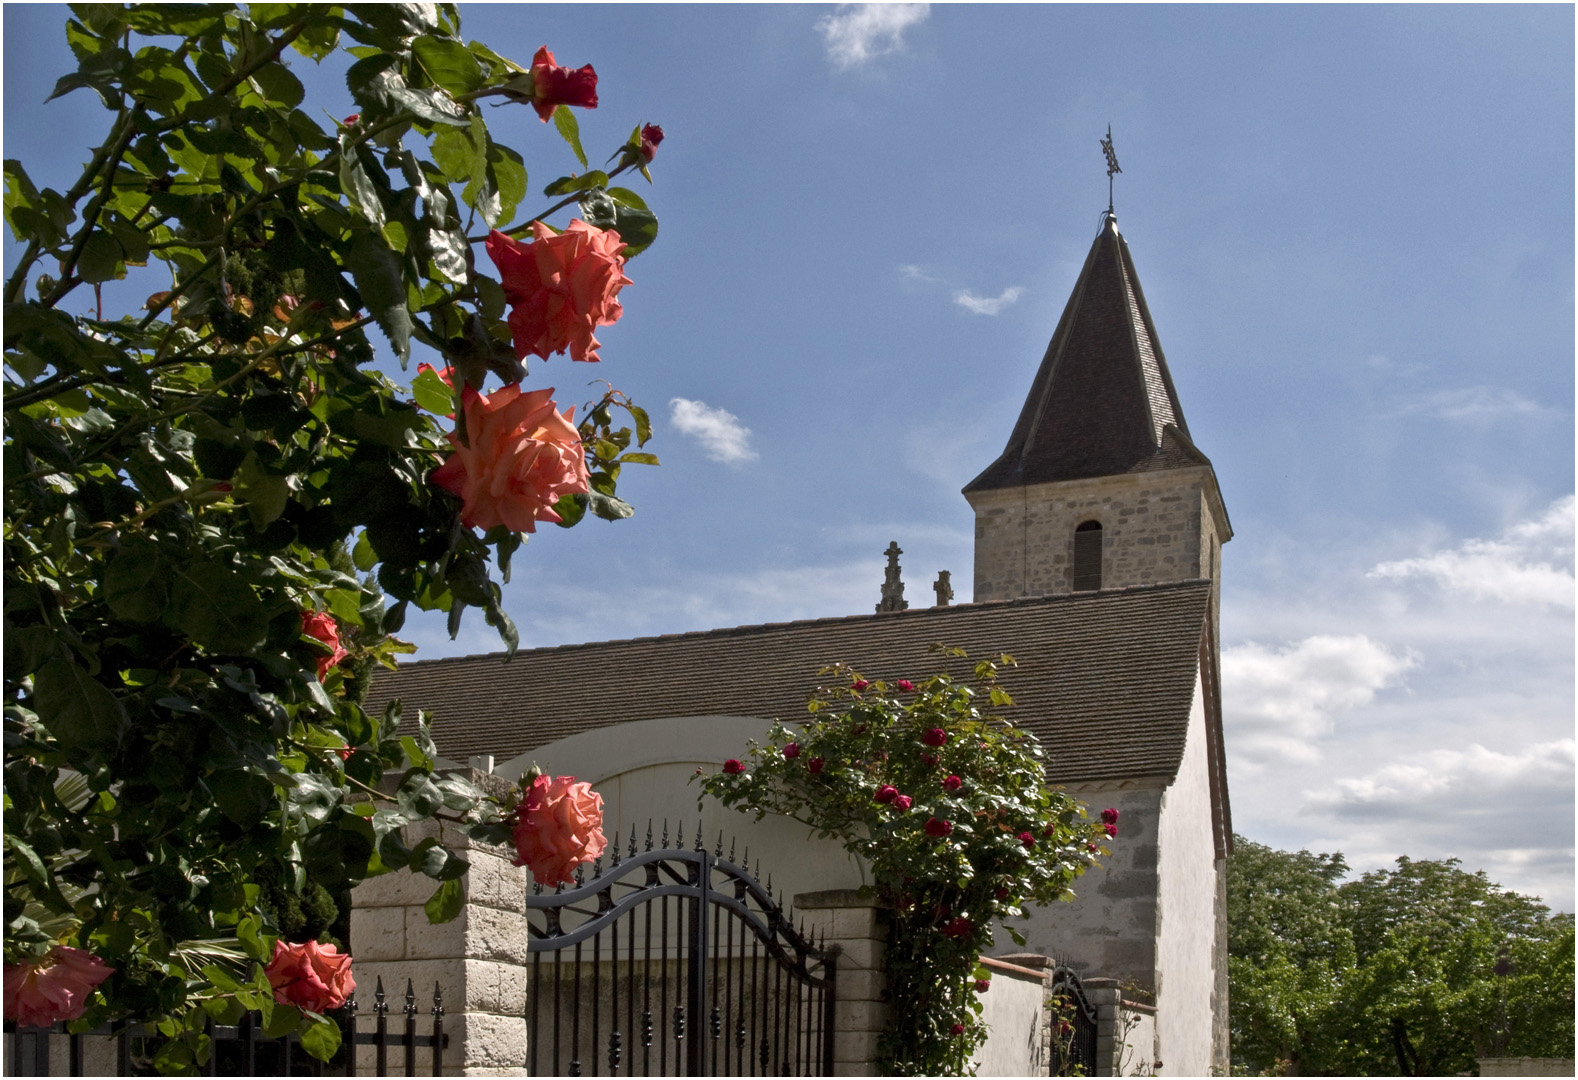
[966, 466, 1225, 603]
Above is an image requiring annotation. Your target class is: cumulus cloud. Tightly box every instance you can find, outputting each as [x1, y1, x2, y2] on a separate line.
[1396, 386, 1550, 421]
[1307, 739, 1575, 817]
[1369, 496, 1574, 608]
[668, 398, 758, 466]
[816, 3, 929, 69]
[953, 286, 1024, 316]
[1223, 634, 1414, 765]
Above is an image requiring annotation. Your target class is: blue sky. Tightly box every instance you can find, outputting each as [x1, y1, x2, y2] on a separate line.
[5, 4, 1573, 908]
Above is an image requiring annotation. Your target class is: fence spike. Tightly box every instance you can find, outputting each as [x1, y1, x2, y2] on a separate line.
[662, 819, 669, 848]
[676, 819, 685, 849]
[715, 830, 724, 858]
[633, 825, 643, 857]
[694, 820, 704, 852]
[375, 976, 388, 1014]
[646, 819, 654, 852]
[533, 880, 543, 895]
[433, 982, 444, 1017]
[729, 837, 737, 863]
[592, 851, 603, 876]
[575, 862, 586, 886]
[610, 827, 622, 866]
[404, 978, 417, 1016]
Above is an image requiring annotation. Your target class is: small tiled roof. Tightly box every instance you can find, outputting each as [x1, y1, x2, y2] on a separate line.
[365, 580, 1213, 785]
[966, 216, 1197, 492]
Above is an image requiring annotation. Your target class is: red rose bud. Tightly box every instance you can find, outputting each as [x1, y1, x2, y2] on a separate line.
[942, 916, 972, 939]
[1105, 823, 1118, 837]
[942, 774, 963, 792]
[1058, 1019, 1073, 1035]
[807, 757, 825, 774]
[782, 742, 801, 759]
[924, 818, 953, 838]
[874, 784, 898, 804]
[950, 1023, 966, 1036]
[896, 679, 915, 692]
[994, 886, 1010, 901]
[722, 759, 744, 775]
[337, 746, 353, 762]
[921, 728, 948, 747]
[892, 794, 913, 811]
[639, 123, 664, 162]
[920, 753, 939, 767]
[974, 979, 991, 993]
[342, 113, 360, 126]
[529, 46, 598, 123]
[852, 679, 869, 691]
[1018, 831, 1037, 849]
[1100, 807, 1120, 825]
[1086, 841, 1099, 852]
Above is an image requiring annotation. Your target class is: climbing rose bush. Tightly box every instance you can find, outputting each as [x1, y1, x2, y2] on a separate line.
[431, 385, 590, 532]
[698, 649, 1117, 1076]
[486, 221, 633, 363]
[511, 773, 608, 886]
[265, 941, 356, 1014]
[2, 946, 115, 1027]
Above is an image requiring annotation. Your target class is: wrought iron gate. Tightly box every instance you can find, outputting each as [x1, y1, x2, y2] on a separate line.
[526, 825, 836, 1077]
[1048, 967, 1098, 1077]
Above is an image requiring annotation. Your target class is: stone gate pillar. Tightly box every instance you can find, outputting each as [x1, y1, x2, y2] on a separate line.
[795, 890, 889, 1077]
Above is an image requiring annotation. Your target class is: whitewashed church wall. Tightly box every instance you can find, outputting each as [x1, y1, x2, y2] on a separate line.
[1152, 676, 1219, 1077]
[499, 716, 871, 901]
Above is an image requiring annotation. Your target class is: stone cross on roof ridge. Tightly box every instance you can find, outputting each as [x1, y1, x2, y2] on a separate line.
[876, 541, 909, 613]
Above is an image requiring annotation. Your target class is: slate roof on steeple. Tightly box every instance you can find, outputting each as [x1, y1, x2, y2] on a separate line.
[966, 215, 1199, 492]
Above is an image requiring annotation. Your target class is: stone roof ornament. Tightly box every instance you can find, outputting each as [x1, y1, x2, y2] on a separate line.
[1101, 124, 1122, 217]
[933, 571, 954, 608]
[876, 541, 909, 613]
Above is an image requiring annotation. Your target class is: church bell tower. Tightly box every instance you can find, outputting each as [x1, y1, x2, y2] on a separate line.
[963, 211, 1231, 604]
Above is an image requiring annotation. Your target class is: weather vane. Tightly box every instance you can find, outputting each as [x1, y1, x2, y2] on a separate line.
[1101, 124, 1122, 216]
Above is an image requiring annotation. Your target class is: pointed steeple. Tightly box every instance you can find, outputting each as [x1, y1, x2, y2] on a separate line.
[965, 215, 1202, 492]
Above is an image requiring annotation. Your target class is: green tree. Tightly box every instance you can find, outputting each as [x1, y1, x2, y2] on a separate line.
[1228, 837, 1575, 1076]
[4, 4, 663, 1071]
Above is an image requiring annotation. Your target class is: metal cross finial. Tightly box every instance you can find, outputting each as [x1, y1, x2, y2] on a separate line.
[1101, 124, 1122, 215]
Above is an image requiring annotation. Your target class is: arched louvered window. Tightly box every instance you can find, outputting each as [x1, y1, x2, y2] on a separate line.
[1072, 520, 1103, 592]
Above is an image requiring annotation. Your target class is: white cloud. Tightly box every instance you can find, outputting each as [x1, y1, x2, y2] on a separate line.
[668, 398, 759, 467]
[1306, 739, 1575, 816]
[1396, 386, 1551, 421]
[898, 264, 941, 284]
[953, 286, 1024, 316]
[1223, 634, 1414, 765]
[1369, 495, 1574, 607]
[816, 3, 929, 69]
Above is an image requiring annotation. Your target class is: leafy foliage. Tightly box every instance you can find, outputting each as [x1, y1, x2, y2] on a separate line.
[1228, 837, 1575, 1076]
[698, 649, 1113, 1076]
[4, 4, 663, 1071]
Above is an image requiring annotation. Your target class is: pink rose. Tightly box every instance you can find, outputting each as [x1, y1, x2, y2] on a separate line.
[851, 679, 869, 691]
[301, 611, 348, 681]
[265, 940, 355, 1014]
[1100, 808, 1120, 825]
[723, 759, 744, 775]
[807, 757, 825, 774]
[510, 774, 607, 886]
[896, 679, 914, 692]
[639, 123, 664, 162]
[528, 46, 598, 122]
[782, 742, 801, 759]
[1018, 831, 1036, 849]
[1105, 823, 1119, 838]
[874, 785, 898, 804]
[921, 728, 948, 748]
[486, 222, 630, 363]
[430, 384, 589, 535]
[892, 794, 913, 812]
[3, 946, 113, 1027]
[924, 818, 953, 838]
[942, 917, 972, 939]
[942, 774, 962, 792]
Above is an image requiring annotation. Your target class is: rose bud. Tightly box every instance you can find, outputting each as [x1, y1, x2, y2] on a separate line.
[852, 679, 869, 691]
[951, 1023, 966, 1036]
[1018, 831, 1036, 849]
[639, 123, 664, 162]
[1086, 841, 1099, 853]
[921, 728, 948, 747]
[974, 979, 991, 993]
[1105, 823, 1118, 837]
[722, 759, 744, 775]
[782, 742, 801, 759]
[528, 46, 598, 123]
[896, 679, 914, 692]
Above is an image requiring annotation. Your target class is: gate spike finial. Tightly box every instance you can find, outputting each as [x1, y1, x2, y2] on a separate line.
[661, 818, 669, 848]
[729, 837, 737, 863]
[694, 820, 704, 852]
[676, 820, 685, 849]
[609, 826, 621, 866]
[375, 976, 388, 1014]
[404, 978, 417, 1016]
[715, 830, 724, 858]
[592, 851, 603, 875]
[631, 827, 640, 858]
[575, 862, 586, 886]
[433, 982, 444, 1017]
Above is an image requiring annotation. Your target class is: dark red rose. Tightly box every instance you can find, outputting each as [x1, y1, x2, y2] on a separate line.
[920, 753, 939, 767]
[896, 679, 914, 692]
[1105, 823, 1118, 837]
[994, 886, 1010, 901]
[921, 728, 948, 747]
[974, 979, 990, 993]
[852, 679, 869, 691]
[942, 774, 963, 792]
[782, 742, 801, 759]
[639, 123, 664, 162]
[1086, 841, 1099, 852]
[342, 113, 360, 126]
[942, 917, 972, 939]
[1058, 1019, 1073, 1035]
[807, 757, 825, 775]
[924, 818, 953, 838]
[874, 785, 898, 804]
[892, 794, 913, 812]
[722, 759, 744, 775]
[950, 1023, 966, 1036]
[1100, 807, 1120, 825]
[1018, 831, 1036, 849]
[528, 46, 598, 123]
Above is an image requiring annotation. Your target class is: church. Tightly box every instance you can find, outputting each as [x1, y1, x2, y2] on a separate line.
[369, 209, 1234, 1075]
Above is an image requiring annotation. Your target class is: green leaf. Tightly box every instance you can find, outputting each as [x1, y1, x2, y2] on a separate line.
[552, 492, 587, 528]
[606, 186, 650, 211]
[339, 135, 385, 229]
[248, 61, 305, 108]
[347, 226, 413, 364]
[3, 623, 58, 679]
[300, 1012, 342, 1060]
[168, 562, 271, 653]
[424, 877, 463, 924]
[104, 541, 169, 622]
[262, 1002, 300, 1038]
[553, 105, 588, 170]
[430, 122, 483, 185]
[543, 171, 609, 197]
[588, 492, 635, 521]
[618, 452, 660, 466]
[411, 35, 485, 95]
[288, 773, 341, 828]
[33, 655, 125, 749]
[77, 229, 126, 283]
[232, 450, 291, 531]
[411, 365, 454, 414]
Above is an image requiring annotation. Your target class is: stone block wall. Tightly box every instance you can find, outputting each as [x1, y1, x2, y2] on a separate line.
[966, 467, 1222, 602]
[796, 890, 887, 1077]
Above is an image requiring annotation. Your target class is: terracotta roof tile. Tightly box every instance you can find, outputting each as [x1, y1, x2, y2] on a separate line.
[366, 580, 1212, 785]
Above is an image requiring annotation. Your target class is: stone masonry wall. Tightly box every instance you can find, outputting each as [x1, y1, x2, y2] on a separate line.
[966, 467, 1219, 602]
[796, 890, 888, 1077]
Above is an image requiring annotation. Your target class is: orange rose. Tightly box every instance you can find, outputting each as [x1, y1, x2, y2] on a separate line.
[3, 946, 114, 1027]
[265, 940, 355, 1014]
[485, 222, 631, 364]
[511, 774, 607, 886]
[430, 384, 589, 534]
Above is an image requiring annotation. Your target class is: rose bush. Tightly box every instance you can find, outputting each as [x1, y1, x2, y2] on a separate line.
[4, 5, 665, 1070]
[265, 941, 356, 1014]
[697, 649, 1116, 1075]
[510, 773, 608, 886]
